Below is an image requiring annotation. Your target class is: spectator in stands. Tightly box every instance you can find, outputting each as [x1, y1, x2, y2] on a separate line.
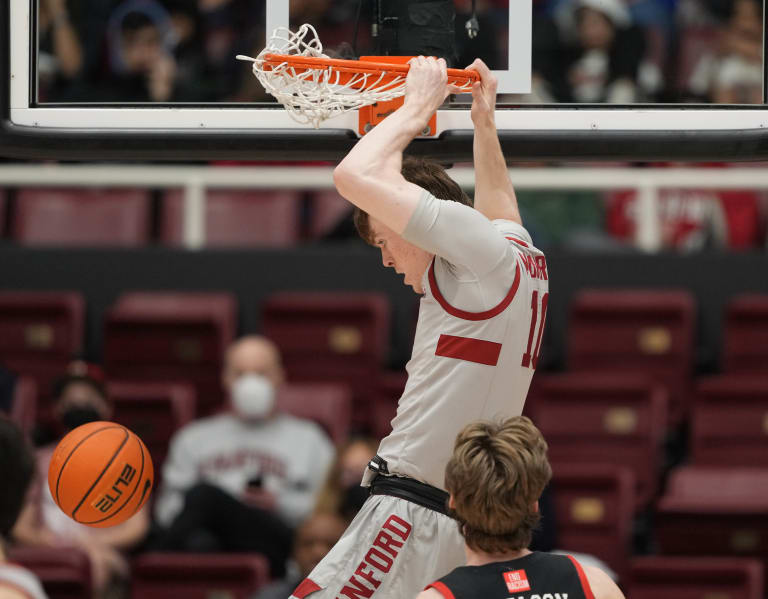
[152, 335, 336, 578]
[687, 0, 763, 103]
[251, 512, 347, 599]
[37, 0, 84, 102]
[72, 0, 182, 102]
[562, 0, 646, 103]
[0, 417, 48, 599]
[13, 370, 150, 598]
[315, 436, 378, 520]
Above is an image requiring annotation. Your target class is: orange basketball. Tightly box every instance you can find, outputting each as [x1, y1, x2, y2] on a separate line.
[48, 421, 154, 528]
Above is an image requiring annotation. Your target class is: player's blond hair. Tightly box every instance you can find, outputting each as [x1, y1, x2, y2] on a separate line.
[445, 416, 552, 554]
[353, 156, 472, 244]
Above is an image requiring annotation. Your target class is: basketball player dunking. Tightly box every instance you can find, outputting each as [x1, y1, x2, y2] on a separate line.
[290, 57, 549, 599]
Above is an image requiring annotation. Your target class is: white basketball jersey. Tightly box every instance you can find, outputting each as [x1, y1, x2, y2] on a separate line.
[377, 219, 549, 490]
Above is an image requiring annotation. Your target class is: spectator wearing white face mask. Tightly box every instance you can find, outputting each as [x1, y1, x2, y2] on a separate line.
[152, 335, 335, 578]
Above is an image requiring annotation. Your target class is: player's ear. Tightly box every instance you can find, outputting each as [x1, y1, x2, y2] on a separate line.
[448, 494, 456, 509]
[532, 501, 540, 513]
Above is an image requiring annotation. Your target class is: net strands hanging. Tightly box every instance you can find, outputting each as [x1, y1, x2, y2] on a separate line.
[237, 24, 479, 128]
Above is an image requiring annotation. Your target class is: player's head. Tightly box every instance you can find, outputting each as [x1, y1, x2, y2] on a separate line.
[223, 335, 285, 421]
[293, 512, 347, 578]
[53, 373, 112, 433]
[0, 417, 35, 541]
[445, 416, 552, 554]
[354, 157, 472, 294]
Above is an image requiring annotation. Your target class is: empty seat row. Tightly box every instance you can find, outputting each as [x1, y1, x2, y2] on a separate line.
[8, 547, 269, 599]
[2, 289, 767, 428]
[0, 290, 390, 419]
[0, 188, 351, 246]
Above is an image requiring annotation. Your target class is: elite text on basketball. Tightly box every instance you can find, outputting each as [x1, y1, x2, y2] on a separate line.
[93, 463, 136, 513]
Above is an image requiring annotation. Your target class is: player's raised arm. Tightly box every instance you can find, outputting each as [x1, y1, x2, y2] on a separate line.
[333, 57, 453, 235]
[467, 59, 522, 225]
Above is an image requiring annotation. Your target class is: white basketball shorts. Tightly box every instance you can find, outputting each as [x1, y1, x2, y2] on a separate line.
[289, 493, 465, 599]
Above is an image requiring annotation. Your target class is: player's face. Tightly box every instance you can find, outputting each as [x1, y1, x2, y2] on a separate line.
[369, 218, 433, 294]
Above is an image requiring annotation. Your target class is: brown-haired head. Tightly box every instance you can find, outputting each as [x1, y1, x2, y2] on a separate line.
[445, 416, 552, 554]
[353, 156, 473, 245]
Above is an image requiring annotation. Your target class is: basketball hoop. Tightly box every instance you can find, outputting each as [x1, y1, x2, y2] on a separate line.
[237, 24, 478, 130]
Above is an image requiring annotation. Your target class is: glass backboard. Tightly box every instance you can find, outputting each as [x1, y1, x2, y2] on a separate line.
[1, 0, 767, 161]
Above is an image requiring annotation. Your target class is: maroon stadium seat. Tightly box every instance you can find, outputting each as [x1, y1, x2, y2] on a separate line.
[278, 382, 353, 445]
[724, 295, 768, 374]
[370, 370, 408, 441]
[13, 188, 150, 246]
[108, 381, 196, 472]
[262, 292, 390, 428]
[656, 466, 768, 563]
[629, 557, 763, 599]
[551, 463, 635, 582]
[104, 292, 236, 415]
[161, 189, 302, 247]
[8, 546, 92, 599]
[308, 189, 352, 238]
[131, 553, 269, 599]
[568, 289, 695, 424]
[692, 375, 768, 466]
[534, 373, 667, 508]
[9, 375, 37, 434]
[0, 291, 84, 407]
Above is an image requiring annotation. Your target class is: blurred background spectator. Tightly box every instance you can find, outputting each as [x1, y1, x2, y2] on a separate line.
[36, 0, 764, 105]
[315, 436, 378, 521]
[12, 371, 150, 598]
[0, 417, 48, 599]
[251, 512, 347, 599]
[151, 336, 335, 579]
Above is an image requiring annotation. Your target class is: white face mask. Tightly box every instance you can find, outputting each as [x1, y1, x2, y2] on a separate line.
[231, 374, 276, 420]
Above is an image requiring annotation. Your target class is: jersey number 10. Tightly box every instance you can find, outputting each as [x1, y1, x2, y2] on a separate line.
[522, 291, 548, 369]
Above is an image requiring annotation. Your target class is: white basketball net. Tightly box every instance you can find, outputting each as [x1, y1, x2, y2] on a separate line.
[237, 25, 416, 128]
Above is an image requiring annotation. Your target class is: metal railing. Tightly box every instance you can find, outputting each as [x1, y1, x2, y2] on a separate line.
[0, 164, 765, 250]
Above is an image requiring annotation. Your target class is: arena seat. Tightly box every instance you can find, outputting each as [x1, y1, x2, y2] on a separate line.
[0, 291, 84, 407]
[656, 466, 768, 563]
[551, 463, 635, 582]
[104, 292, 236, 415]
[278, 382, 353, 445]
[370, 370, 408, 440]
[629, 556, 763, 599]
[8, 546, 92, 599]
[262, 292, 390, 428]
[534, 373, 667, 508]
[9, 375, 37, 434]
[161, 189, 302, 247]
[308, 189, 352, 238]
[108, 381, 196, 473]
[13, 188, 151, 246]
[692, 375, 768, 466]
[724, 294, 768, 374]
[131, 553, 269, 599]
[568, 289, 695, 424]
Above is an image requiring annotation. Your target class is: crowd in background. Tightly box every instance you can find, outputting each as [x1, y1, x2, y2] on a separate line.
[38, 0, 764, 105]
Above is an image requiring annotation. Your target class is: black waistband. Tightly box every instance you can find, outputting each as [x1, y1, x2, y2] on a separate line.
[369, 472, 450, 516]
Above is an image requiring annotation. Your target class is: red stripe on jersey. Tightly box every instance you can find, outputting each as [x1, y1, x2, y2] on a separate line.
[567, 555, 596, 599]
[435, 334, 502, 366]
[425, 581, 456, 599]
[292, 578, 322, 598]
[428, 260, 521, 321]
[505, 236, 529, 247]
